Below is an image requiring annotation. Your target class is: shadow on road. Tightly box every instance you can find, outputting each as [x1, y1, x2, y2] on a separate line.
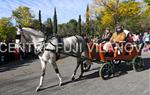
[37, 84, 59, 92]
[143, 58, 150, 70]
[0, 59, 35, 72]
[0, 54, 68, 73]
[35, 57, 150, 92]
[63, 58, 150, 86]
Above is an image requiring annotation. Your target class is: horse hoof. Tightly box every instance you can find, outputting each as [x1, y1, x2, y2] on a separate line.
[79, 75, 83, 79]
[71, 77, 75, 81]
[59, 82, 62, 86]
[35, 87, 40, 92]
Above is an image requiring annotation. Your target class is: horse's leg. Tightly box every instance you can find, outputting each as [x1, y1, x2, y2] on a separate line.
[71, 57, 81, 80]
[51, 62, 63, 86]
[79, 58, 84, 78]
[36, 56, 47, 92]
[50, 53, 62, 86]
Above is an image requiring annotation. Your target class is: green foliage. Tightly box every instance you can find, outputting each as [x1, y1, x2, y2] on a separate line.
[12, 6, 34, 27]
[144, 0, 150, 5]
[31, 19, 41, 30]
[44, 18, 53, 37]
[67, 19, 78, 35]
[58, 23, 68, 36]
[86, 5, 90, 35]
[92, 0, 150, 33]
[57, 19, 78, 36]
[6, 26, 17, 41]
[0, 18, 16, 41]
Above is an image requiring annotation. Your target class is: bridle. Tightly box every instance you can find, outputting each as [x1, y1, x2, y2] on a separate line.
[17, 25, 61, 55]
[21, 30, 31, 43]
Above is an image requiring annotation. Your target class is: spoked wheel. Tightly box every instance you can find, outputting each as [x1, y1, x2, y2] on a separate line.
[81, 59, 91, 72]
[133, 57, 144, 72]
[99, 63, 112, 80]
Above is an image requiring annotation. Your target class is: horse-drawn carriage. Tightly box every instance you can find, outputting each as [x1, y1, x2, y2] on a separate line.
[81, 31, 144, 80]
[16, 26, 145, 91]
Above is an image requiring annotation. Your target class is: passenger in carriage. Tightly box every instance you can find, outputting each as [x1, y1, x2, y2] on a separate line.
[126, 33, 134, 43]
[98, 27, 112, 43]
[110, 25, 126, 43]
[103, 25, 126, 53]
[108, 25, 128, 74]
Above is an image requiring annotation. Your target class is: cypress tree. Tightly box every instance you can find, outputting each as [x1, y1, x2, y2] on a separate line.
[85, 4, 90, 36]
[78, 15, 82, 35]
[53, 7, 57, 36]
[39, 10, 42, 31]
[49, 18, 53, 35]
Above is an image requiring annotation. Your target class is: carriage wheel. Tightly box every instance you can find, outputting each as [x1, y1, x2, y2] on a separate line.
[81, 59, 91, 72]
[133, 57, 144, 72]
[99, 63, 112, 80]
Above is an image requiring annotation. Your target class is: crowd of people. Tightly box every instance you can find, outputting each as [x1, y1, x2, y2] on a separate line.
[86, 25, 150, 55]
[91, 26, 150, 46]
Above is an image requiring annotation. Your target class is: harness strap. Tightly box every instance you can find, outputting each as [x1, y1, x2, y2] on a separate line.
[49, 41, 56, 47]
[39, 36, 82, 56]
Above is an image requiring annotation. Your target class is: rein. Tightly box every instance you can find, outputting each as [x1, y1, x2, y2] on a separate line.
[21, 31, 30, 43]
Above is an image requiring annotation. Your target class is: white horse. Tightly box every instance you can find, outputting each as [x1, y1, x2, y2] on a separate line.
[16, 26, 89, 92]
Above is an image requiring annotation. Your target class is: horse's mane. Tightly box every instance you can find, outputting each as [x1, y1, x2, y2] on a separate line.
[22, 27, 44, 38]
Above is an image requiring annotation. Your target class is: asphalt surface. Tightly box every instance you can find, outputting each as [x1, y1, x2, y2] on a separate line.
[0, 51, 150, 95]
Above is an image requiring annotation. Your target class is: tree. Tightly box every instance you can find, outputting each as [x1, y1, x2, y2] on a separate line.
[139, 4, 150, 30]
[92, 0, 147, 33]
[39, 10, 42, 31]
[58, 23, 68, 36]
[0, 18, 16, 41]
[144, 0, 150, 5]
[53, 7, 57, 35]
[78, 15, 82, 35]
[85, 4, 90, 35]
[57, 19, 78, 36]
[31, 19, 41, 30]
[12, 6, 34, 27]
[67, 19, 78, 35]
[44, 18, 53, 37]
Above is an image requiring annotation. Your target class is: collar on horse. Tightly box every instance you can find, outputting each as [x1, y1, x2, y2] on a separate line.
[36, 36, 64, 56]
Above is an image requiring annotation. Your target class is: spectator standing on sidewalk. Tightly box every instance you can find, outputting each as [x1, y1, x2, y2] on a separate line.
[143, 31, 150, 44]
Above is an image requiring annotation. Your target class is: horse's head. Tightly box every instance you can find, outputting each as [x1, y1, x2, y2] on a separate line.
[16, 25, 32, 43]
[16, 26, 46, 54]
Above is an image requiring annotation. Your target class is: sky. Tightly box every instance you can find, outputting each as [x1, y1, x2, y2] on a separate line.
[0, 0, 92, 24]
[0, 0, 142, 24]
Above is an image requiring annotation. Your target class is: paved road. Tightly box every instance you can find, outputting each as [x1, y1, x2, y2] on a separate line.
[0, 51, 150, 95]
